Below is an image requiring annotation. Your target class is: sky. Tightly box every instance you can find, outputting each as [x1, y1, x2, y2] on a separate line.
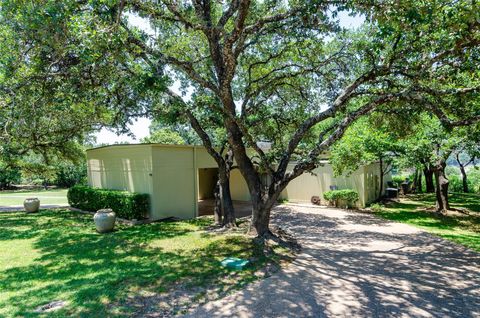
[93, 10, 364, 145]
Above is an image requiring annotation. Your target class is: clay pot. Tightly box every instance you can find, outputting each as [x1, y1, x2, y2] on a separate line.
[24, 198, 40, 213]
[93, 209, 116, 233]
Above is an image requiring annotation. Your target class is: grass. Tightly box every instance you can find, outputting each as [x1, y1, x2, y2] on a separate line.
[373, 193, 480, 251]
[0, 189, 68, 206]
[0, 209, 290, 317]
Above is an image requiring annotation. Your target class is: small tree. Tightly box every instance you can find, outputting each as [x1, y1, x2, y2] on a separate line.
[330, 117, 401, 199]
[54, 160, 87, 188]
[451, 140, 480, 193]
[0, 162, 21, 189]
[141, 128, 186, 145]
[394, 116, 480, 213]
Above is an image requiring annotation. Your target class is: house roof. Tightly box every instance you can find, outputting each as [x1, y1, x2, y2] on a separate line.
[86, 142, 331, 160]
[87, 142, 273, 152]
[86, 143, 204, 151]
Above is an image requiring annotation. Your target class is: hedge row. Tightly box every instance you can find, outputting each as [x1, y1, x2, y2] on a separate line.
[323, 189, 359, 208]
[67, 185, 149, 220]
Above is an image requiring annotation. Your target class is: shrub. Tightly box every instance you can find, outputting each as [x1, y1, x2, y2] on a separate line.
[68, 185, 149, 220]
[448, 174, 464, 193]
[323, 189, 359, 208]
[469, 168, 480, 193]
[391, 175, 406, 187]
[55, 162, 87, 187]
[369, 203, 384, 213]
[0, 164, 21, 189]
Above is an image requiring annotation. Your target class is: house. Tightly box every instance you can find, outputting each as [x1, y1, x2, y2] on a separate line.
[86, 144, 390, 220]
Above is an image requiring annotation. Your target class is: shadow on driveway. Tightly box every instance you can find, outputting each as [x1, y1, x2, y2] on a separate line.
[188, 205, 480, 318]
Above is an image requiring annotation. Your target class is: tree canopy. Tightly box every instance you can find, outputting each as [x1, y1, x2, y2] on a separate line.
[1, 0, 479, 236]
[140, 127, 186, 145]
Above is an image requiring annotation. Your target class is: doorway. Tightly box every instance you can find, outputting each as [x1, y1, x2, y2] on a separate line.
[198, 168, 218, 216]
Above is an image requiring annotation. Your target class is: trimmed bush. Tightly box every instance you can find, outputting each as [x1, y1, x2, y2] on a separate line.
[68, 185, 149, 220]
[323, 189, 359, 208]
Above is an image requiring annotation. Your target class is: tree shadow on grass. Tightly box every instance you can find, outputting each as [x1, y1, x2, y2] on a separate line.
[448, 193, 480, 213]
[0, 210, 266, 317]
[378, 208, 462, 228]
[439, 233, 480, 251]
[383, 196, 480, 239]
[407, 193, 480, 214]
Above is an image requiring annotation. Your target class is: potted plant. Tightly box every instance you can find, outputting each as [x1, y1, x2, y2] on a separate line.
[24, 198, 40, 213]
[93, 209, 116, 233]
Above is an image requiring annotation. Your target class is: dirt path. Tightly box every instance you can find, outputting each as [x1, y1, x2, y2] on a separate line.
[187, 204, 480, 318]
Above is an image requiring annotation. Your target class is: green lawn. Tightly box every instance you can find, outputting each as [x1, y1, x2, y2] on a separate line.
[0, 210, 289, 317]
[0, 189, 68, 206]
[374, 193, 480, 251]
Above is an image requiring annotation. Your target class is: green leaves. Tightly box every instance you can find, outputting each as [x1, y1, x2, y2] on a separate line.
[330, 117, 399, 176]
[67, 185, 150, 220]
[0, 0, 170, 168]
[2, 0, 480, 217]
[323, 189, 359, 207]
[140, 128, 186, 145]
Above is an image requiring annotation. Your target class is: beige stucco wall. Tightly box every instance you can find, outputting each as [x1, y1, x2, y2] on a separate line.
[87, 144, 388, 218]
[363, 163, 379, 205]
[280, 163, 364, 207]
[230, 169, 251, 201]
[363, 162, 392, 205]
[87, 145, 154, 216]
[280, 163, 365, 206]
[280, 161, 392, 207]
[194, 147, 218, 168]
[151, 146, 198, 220]
[87, 144, 252, 220]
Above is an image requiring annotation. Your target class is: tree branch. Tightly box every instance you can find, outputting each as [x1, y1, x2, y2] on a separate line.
[164, 89, 225, 165]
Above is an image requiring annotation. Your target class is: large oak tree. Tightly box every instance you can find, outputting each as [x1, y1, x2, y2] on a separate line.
[2, 1, 480, 236]
[119, 0, 480, 236]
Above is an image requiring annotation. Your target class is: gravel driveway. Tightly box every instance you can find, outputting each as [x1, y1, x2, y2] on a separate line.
[187, 204, 480, 318]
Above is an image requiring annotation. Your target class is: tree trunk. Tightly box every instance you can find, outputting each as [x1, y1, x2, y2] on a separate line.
[222, 149, 236, 227]
[416, 168, 422, 193]
[434, 160, 450, 213]
[378, 157, 384, 199]
[455, 153, 471, 193]
[424, 166, 435, 193]
[250, 199, 272, 237]
[248, 182, 286, 237]
[221, 99, 267, 234]
[212, 158, 236, 227]
[219, 168, 236, 227]
[184, 109, 237, 227]
[459, 164, 469, 193]
[412, 169, 418, 192]
[213, 182, 223, 225]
